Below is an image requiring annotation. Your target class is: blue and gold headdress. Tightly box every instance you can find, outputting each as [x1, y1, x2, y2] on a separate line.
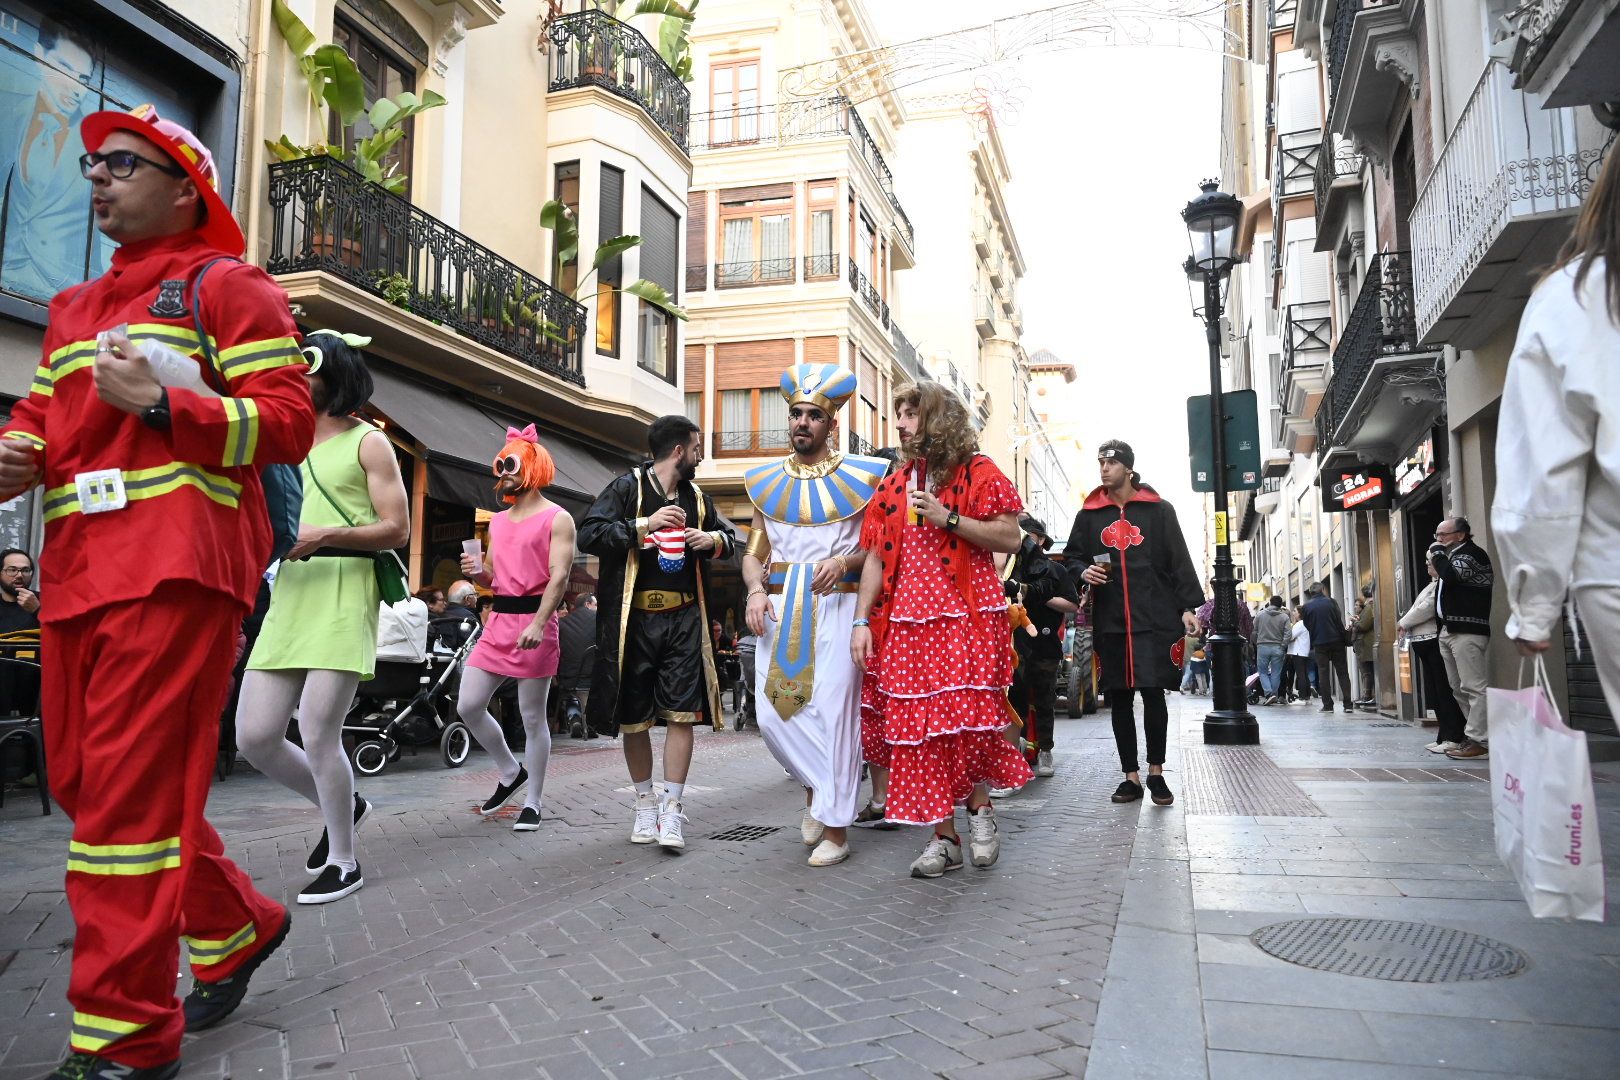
[780, 362, 857, 414]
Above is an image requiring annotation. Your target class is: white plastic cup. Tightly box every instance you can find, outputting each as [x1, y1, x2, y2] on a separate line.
[462, 538, 483, 568]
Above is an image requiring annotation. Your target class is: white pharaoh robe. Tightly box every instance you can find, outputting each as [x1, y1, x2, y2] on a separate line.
[746, 453, 888, 828]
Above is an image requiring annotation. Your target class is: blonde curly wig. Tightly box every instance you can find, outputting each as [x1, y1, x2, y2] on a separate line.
[893, 379, 979, 489]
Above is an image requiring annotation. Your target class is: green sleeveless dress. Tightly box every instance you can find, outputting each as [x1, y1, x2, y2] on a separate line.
[247, 422, 384, 678]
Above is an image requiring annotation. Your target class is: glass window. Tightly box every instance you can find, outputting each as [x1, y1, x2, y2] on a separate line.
[554, 161, 580, 295]
[720, 388, 750, 435]
[329, 15, 416, 196]
[709, 59, 759, 145]
[759, 387, 787, 433]
[638, 301, 675, 380]
[684, 391, 703, 426]
[718, 196, 793, 284]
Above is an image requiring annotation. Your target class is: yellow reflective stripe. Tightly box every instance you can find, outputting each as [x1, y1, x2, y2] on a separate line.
[42, 326, 215, 390]
[218, 336, 302, 380]
[71, 1011, 145, 1052]
[42, 463, 243, 523]
[3, 431, 44, 449]
[223, 398, 261, 467]
[67, 835, 181, 876]
[184, 921, 257, 966]
[29, 362, 53, 398]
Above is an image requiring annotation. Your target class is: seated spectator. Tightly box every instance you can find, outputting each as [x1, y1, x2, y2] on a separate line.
[0, 548, 40, 635]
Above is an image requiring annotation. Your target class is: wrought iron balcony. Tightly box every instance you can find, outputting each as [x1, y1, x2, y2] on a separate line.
[804, 253, 840, 279]
[974, 290, 996, 337]
[548, 10, 690, 153]
[265, 156, 586, 384]
[1275, 128, 1322, 199]
[1269, 0, 1298, 31]
[1322, 251, 1443, 461]
[888, 191, 915, 252]
[716, 259, 795, 288]
[846, 105, 894, 192]
[848, 431, 878, 457]
[1280, 300, 1332, 409]
[1313, 131, 1364, 245]
[713, 429, 791, 456]
[847, 257, 889, 327]
[685, 264, 707, 292]
[892, 323, 923, 382]
[1411, 62, 1603, 346]
[1325, 0, 1363, 108]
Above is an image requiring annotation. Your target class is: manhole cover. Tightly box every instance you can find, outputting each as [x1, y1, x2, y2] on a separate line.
[708, 824, 782, 842]
[1251, 918, 1527, 982]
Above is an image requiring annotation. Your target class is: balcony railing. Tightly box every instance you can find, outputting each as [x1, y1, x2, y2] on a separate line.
[548, 10, 691, 153]
[887, 191, 915, 250]
[1269, 0, 1298, 31]
[716, 259, 795, 288]
[1276, 128, 1322, 198]
[1279, 300, 1332, 412]
[265, 156, 586, 384]
[1411, 62, 1601, 341]
[685, 264, 707, 292]
[848, 431, 878, 457]
[1313, 131, 1364, 224]
[1326, 0, 1363, 108]
[846, 104, 894, 192]
[713, 429, 791, 456]
[804, 253, 840, 279]
[892, 323, 922, 382]
[847, 257, 889, 327]
[1325, 250, 1420, 442]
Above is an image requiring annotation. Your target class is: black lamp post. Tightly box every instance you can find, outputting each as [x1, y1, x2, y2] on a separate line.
[1181, 180, 1258, 745]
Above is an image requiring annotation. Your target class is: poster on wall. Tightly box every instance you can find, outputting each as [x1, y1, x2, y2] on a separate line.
[1322, 464, 1394, 513]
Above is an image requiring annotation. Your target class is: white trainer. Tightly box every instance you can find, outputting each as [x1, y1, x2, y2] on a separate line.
[800, 807, 826, 847]
[1428, 740, 1463, 755]
[657, 802, 687, 851]
[630, 795, 659, 844]
[968, 805, 1000, 868]
[1036, 751, 1055, 777]
[808, 838, 850, 867]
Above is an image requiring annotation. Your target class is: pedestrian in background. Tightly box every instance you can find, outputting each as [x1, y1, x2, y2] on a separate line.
[1352, 585, 1376, 708]
[0, 548, 40, 634]
[1288, 605, 1314, 701]
[238, 331, 408, 906]
[557, 594, 598, 737]
[1398, 561, 1467, 754]
[1430, 518, 1494, 759]
[1301, 583, 1354, 713]
[1493, 143, 1620, 720]
[1254, 595, 1291, 704]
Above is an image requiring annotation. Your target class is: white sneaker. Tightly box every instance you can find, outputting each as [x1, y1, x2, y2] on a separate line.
[968, 806, 1000, 868]
[808, 838, 850, 867]
[800, 807, 826, 847]
[1428, 740, 1463, 755]
[909, 835, 963, 878]
[1036, 751, 1055, 778]
[657, 802, 687, 850]
[630, 795, 659, 844]
[988, 786, 1018, 798]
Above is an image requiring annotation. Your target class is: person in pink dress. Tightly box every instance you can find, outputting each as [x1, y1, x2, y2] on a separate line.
[456, 425, 576, 832]
[852, 381, 1032, 879]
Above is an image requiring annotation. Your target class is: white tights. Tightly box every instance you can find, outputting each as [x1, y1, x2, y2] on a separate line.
[456, 667, 552, 812]
[237, 668, 362, 865]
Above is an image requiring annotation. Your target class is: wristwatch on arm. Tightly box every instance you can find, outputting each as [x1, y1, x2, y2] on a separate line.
[140, 388, 172, 431]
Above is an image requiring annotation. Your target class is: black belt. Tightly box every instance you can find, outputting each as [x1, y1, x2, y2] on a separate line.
[492, 594, 544, 614]
[305, 547, 371, 560]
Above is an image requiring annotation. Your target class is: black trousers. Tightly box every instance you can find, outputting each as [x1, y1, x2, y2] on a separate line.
[1110, 687, 1168, 774]
[1410, 637, 1467, 744]
[1357, 658, 1377, 702]
[1010, 652, 1060, 751]
[1313, 645, 1354, 707]
[1283, 654, 1312, 699]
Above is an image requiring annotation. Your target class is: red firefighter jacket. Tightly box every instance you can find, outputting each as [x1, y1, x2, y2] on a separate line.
[0, 231, 315, 623]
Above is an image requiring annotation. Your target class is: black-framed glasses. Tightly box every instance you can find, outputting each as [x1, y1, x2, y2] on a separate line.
[0, 566, 33, 576]
[79, 149, 186, 180]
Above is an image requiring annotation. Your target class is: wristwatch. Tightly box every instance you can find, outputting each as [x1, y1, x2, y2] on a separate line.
[944, 510, 961, 532]
[140, 388, 172, 431]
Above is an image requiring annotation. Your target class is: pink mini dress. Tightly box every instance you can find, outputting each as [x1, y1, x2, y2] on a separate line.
[466, 504, 563, 680]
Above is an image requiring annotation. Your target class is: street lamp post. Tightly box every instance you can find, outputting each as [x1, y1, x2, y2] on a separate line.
[1181, 180, 1259, 746]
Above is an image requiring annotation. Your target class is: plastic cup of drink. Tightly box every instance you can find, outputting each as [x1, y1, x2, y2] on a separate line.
[462, 538, 483, 567]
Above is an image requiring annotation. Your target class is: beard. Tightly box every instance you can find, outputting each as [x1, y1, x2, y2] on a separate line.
[0, 583, 14, 600]
[676, 457, 697, 484]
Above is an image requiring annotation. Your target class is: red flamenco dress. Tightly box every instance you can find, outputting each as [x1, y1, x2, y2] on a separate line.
[859, 455, 1034, 824]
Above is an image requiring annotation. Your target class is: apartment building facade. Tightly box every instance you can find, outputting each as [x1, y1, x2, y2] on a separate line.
[2, 0, 699, 600]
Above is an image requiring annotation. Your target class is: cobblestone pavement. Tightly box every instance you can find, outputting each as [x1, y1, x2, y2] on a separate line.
[0, 713, 1137, 1080]
[6, 694, 1620, 1079]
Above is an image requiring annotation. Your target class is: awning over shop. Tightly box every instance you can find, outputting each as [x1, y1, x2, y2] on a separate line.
[366, 365, 632, 515]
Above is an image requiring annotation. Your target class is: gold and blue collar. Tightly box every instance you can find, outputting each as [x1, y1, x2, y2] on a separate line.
[745, 452, 888, 525]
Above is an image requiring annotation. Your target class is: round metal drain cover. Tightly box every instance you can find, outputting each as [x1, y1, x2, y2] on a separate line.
[1250, 918, 1527, 982]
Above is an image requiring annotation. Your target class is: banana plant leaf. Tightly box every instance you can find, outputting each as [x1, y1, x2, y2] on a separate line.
[592, 234, 642, 270]
[270, 0, 316, 57]
[624, 279, 689, 320]
[368, 90, 448, 134]
[309, 44, 365, 125]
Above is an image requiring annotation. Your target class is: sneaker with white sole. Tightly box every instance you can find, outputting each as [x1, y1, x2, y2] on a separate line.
[988, 786, 1019, 798]
[513, 806, 541, 832]
[306, 793, 371, 874]
[1036, 751, 1055, 778]
[808, 838, 850, 866]
[657, 802, 687, 850]
[480, 766, 528, 816]
[967, 806, 1000, 868]
[1427, 740, 1463, 755]
[297, 862, 363, 904]
[800, 807, 825, 847]
[630, 795, 659, 844]
[910, 835, 963, 878]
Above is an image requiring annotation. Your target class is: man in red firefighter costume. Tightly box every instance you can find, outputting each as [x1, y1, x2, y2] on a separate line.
[1061, 440, 1203, 809]
[0, 106, 315, 1080]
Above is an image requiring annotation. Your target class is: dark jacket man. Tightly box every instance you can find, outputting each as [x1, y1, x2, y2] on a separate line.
[1432, 535, 1493, 636]
[1302, 587, 1355, 710]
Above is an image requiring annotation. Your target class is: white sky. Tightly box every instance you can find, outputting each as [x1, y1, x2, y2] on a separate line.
[870, 0, 1224, 559]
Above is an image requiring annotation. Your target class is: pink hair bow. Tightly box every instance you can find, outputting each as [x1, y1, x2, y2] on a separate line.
[506, 423, 539, 443]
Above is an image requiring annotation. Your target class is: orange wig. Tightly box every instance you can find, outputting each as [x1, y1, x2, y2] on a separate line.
[493, 423, 556, 502]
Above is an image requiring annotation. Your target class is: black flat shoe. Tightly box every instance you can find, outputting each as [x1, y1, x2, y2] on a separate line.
[480, 767, 528, 816]
[1110, 779, 1143, 804]
[1145, 774, 1174, 806]
[306, 793, 371, 874]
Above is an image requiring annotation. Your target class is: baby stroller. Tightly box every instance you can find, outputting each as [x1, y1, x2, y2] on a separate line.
[342, 612, 481, 776]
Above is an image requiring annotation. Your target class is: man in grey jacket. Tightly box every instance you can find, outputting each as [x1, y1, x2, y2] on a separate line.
[1254, 596, 1292, 705]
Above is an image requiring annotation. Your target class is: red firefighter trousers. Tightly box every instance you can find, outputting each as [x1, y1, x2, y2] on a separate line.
[44, 582, 286, 1067]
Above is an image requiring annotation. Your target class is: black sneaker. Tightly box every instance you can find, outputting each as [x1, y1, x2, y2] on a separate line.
[306, 793, 372, 874]
[480, 767, 528, 816]
[513, 806, 541, 832]
[1319, 704, 1334, 712]
[852, 802, 899, 830]
[42, 1054, 180, 1079]
[1145, 774, 1175, 806]
[183, 909, 291, 1031]
[297, 862, 363, 905]
[1110, 779, 1144, 803]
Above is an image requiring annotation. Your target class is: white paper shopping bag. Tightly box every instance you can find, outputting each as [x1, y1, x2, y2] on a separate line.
[1487, 658, 1605, 921]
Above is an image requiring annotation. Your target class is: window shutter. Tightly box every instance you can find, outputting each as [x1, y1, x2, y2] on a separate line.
[684, 344, 706, 392]
[640, 186, 679, 297]
[860, 354, 879, 395]
[716, 339, 794, 389]
[720, 182, 793, 205]
[687, 190, 708, 278]
[600, 165, 624, 282]
[804, 336, 840, 366]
